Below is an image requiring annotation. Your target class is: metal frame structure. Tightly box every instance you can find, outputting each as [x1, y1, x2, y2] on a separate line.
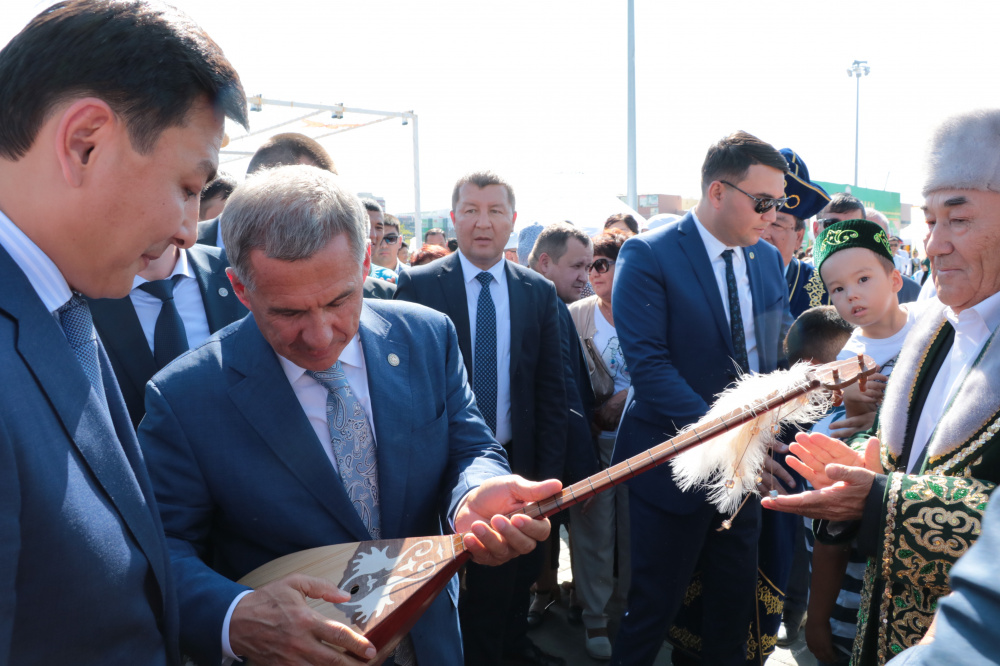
[221, 96, 424, 240]
[847, 60, 871, 187]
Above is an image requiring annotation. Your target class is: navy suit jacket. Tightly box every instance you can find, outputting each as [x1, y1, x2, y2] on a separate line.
[394, 252, 568, 481]
[195, 216, 220, 247]
[89, 244, 247, 428]
[611, 212, 791, 513]
[138, 300, 510, 666]
[0, 246, 179, 664]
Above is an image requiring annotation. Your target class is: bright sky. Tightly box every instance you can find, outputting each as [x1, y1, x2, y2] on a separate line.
[4, 0, 1000, 227]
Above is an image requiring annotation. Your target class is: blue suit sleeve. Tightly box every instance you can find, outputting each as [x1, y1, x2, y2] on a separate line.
[612, 236, 710, 425]
[0, 423, 20, 664]
[139, 381, 251, 666]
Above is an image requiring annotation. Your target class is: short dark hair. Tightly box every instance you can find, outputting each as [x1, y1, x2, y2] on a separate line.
[201, 171, 237, 202]
[0, 0, 248, 161]
[784, 305, 855, 365]
[382, 213, 400, 233]
[592, 229, 630, 261]
[424, 227, 446, 241]
[527, 222, 592, 269]
[700, 130, 788, 194]
[451, 170, 515, 212]
[246, 133, 337, 175]
[361, 198, 383, 214]
[447, 238, 459, 252]
[826, 192, 866, 219]
[604, 213, 640, 235]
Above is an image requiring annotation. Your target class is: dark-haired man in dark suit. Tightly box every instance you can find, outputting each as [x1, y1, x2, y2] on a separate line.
[89, 243, 248, 428]
[395, 171, 569, 666]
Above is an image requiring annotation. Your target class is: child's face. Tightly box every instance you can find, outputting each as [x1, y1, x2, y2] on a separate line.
[821, 247, 902, 328]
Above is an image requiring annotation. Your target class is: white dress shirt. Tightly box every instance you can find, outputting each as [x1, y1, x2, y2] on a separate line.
[0, 209, 72, 314]
[908, 290, 1000, 472]
[221, 334, 376, 661]
[457, 250, 513, 444]
[691, 210, 759, 373]
[129, 248, 211, 355]
[216, 222, 225, 250]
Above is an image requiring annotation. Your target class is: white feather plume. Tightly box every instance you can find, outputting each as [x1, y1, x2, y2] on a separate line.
[670, 363, 832, 514]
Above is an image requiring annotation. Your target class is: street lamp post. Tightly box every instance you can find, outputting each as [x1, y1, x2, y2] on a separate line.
[847, 60, 871, 187]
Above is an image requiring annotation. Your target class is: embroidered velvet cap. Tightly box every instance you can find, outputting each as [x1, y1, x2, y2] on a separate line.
[779, 148, 830, 221]
[813, 219, 893, 274]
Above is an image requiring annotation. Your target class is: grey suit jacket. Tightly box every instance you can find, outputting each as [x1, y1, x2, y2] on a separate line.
[89, 244, 247, 428]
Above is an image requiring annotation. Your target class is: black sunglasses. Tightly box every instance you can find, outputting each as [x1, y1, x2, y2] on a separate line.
[720, 180, 789, 214]
[380, 233, 401, 245]
[589, 258, 616, 274]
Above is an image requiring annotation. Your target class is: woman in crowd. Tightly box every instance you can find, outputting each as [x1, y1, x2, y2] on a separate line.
[409, 243, 449, 266]
[566, 229, 632, 660]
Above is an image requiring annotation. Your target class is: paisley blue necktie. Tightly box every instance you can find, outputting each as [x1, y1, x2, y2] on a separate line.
[473, 271, 498, 435]
[308, 362, 381, 539]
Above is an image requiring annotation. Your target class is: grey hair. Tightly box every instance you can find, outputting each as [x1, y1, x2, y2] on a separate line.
[865, 208, 890, 233]
[221, 165, 369, 289]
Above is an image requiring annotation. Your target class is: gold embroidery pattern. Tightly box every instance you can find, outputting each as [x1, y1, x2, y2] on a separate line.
[803, 270, 826, 308]
[667, 625, 701, 652]
[874, 229, 892, 254]
[885, 587, 937, 657]
[928, 414, 1000, 474]
[822, 228, 860, 249]
[852, 558, 876, 663]
[682, 576, 702, 606]
[757, 575, 783, 616]
[877, 473, 904, 664]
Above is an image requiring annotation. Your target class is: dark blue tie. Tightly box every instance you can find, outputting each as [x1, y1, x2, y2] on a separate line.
[57, 294, 109, 411]
[722, 250, 749, 373]
[473, 271, 498, 435]
[138, 275, 189, 369]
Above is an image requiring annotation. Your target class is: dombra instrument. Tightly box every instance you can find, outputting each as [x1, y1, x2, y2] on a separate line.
[239, 355, 876, 664]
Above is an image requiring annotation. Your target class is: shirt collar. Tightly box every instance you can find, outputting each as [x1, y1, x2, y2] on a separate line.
[690, 209, 739, 262]
[945, 289, 1000, 338]
[131, 247, 195, 290]
[0, 208, 73, 313]
[457, 250, 506, 285]
[277, 333, 365, 384]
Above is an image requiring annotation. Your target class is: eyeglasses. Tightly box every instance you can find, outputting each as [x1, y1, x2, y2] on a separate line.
[380, 233, 400, 245]
[589, 258, 616, 274]
[720, 181, 789, 214]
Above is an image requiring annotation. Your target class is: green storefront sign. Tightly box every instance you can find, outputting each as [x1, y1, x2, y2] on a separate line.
[814, 181, 902, 236]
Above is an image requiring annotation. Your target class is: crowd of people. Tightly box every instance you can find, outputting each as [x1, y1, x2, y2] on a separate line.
[4, 3, 1000, 666]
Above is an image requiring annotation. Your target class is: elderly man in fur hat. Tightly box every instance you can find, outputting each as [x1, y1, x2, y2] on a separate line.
[763, 108, 1000, 665]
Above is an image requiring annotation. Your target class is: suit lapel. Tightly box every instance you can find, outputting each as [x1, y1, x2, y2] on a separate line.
[88, 296, 157, 398]
[677, 214, 734, 357]
[187, 245, 244, 333]
[505, 262, 525, 376]
[226, 317, 372, 541]
[439, 253, 473, 378]
[358, 305, 411, 539]
[743, 244, 767, 370]
[1, 257, 169, 599]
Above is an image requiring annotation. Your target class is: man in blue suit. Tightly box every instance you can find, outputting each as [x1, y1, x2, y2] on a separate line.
[610, 131, 792, 665]
[90, 243, 248, 428]
[139, 165, 560, 666]
[0, 2, 248, 663]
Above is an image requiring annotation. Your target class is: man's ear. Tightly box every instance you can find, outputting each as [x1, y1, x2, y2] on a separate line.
[363, 242, 372, 277]
[227, 267, 253, 310]
[53, 98, 117, 187]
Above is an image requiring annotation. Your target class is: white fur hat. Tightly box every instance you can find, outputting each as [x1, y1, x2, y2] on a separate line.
[923, 109, 1000, 195]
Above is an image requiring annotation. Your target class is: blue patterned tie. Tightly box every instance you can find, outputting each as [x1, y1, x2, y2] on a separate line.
[57, 294, 109, 410]
[722, 249, 750, 374]
[308, 363, 381, 539]
[473, 271, 498, 436]
[138, 275, 189, 368]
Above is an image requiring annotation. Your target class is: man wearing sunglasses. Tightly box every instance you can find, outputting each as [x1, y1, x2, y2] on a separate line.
[374, 213, 408, 276]
[609, 131, 792, 665]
